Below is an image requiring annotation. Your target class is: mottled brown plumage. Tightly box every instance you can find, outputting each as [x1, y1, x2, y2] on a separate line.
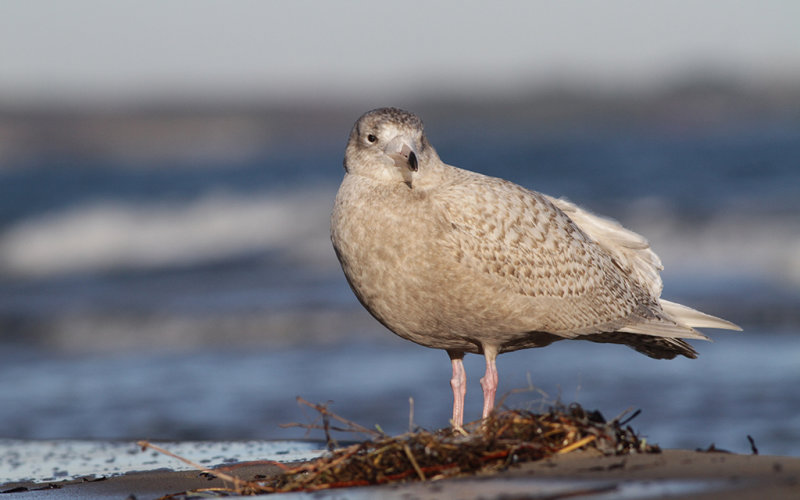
[331, 107, 740, 427]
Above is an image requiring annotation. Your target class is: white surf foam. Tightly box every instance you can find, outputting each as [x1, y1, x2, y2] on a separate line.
[0, 188, 338, 277]
[0, 439, 324, 484]
[624, 206, 800, 289]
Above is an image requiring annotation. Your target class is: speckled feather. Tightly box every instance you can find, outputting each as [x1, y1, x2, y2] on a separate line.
[331, 108, 739, 361]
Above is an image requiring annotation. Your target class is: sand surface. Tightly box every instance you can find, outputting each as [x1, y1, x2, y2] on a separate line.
[2, 446, 799, 499]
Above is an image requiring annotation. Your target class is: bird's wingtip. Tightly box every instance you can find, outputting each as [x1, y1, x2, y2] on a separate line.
[660, 299, 742, 332]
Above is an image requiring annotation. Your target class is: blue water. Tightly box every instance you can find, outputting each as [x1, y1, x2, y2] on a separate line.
[0, 113, 799, 455]
[1, 331, 798, 455]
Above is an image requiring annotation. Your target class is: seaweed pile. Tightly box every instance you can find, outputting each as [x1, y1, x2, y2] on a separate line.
[139, 398, 658, 498]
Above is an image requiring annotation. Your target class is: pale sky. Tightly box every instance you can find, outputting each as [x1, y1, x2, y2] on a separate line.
[1, 0, 799, 105]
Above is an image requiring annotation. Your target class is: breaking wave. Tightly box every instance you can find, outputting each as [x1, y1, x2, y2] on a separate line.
[0, 187, 339, 278]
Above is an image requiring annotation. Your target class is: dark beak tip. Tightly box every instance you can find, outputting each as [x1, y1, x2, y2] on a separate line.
[408, 151, 419, 171]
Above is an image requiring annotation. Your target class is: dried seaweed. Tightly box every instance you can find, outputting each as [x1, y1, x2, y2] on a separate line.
[140, 398, 658, 498]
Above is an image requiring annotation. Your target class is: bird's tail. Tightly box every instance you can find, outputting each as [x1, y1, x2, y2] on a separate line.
[618, 299, 741, 340]
[659, 299, 742, 331]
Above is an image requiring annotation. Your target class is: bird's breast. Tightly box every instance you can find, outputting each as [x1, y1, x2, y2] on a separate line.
[331, 176, 477, 348]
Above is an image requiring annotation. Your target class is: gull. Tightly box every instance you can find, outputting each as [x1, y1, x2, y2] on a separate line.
[330, 107, 740, 428]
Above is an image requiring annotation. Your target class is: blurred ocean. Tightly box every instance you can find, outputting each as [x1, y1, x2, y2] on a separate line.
[1, 110, 799, 456]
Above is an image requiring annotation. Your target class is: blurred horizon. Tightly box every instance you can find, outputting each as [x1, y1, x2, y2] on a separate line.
[1, 75, 799, 167]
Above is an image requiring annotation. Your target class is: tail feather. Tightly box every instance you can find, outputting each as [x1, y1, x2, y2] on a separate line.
[618, 321, 710, 341]
[660, 299, 742, 331]
[587, 331, 699, 359]
[618, 299, 740, 342]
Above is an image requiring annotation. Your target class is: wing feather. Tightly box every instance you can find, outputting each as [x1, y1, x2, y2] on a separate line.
[547, 196, 664, 297]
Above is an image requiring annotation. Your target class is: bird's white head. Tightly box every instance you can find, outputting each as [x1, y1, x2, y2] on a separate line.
[344, 107, 439, 187]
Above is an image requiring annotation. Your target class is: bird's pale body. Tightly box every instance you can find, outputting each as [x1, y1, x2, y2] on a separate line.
[331, 107, 739, 426]
[334, 165, 660, 353]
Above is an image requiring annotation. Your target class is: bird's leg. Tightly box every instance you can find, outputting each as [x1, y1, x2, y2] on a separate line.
[480, 346, 499, 419]
[447, 350, 466, 428]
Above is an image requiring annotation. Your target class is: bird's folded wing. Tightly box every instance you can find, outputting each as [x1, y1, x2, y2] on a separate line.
[546, 196, 664, 298]
[549, 196, 740, 334]
[434, 175, 654, 334]
[436, 178, 606, 299]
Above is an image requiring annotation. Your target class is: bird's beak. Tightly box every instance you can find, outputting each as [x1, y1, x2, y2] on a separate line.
[385, 136, 419, 172]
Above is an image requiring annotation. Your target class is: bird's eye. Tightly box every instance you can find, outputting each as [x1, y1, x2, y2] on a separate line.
[367, 134, 378, 143]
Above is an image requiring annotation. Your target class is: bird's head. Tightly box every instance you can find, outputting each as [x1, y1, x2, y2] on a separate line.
[344, 107, 439, 188]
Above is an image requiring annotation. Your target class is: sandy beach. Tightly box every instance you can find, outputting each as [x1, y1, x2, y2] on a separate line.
[2, 444, 799, 499]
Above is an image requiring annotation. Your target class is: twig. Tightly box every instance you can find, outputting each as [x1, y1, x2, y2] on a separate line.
[556, 435, 596, 454]
[296, 397, 383, 439]
[137, 441, 244, 487]
[611, 407, 641, 427]
[747, 435, 759, 455]
[403, 443, 426, 481]
[298, 443, 363, 485]
[408, 397, 415, 432]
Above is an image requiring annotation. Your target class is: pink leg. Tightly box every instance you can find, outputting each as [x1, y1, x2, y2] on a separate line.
[480, 346, 499, 419]
[448, 351, 466, 428]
